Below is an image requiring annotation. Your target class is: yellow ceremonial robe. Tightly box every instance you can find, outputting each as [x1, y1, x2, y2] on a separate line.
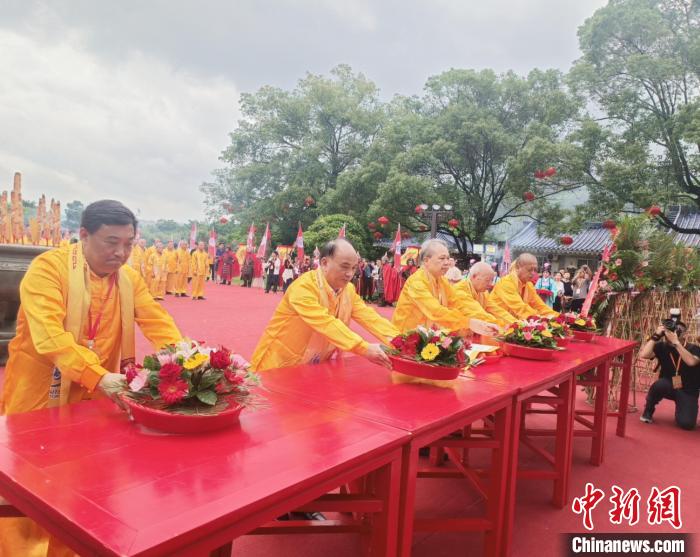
[454, 279, 517, 327]
[251, 270, 399, 371]
[175, 247, 191, 295]
[0, 246, 181, 557]
[148, 251, 168, 300]
[190, 250, 209, 298]
[144, 245, 156, 285]
[490, 271, 559, 320]
[128, 244, 145, 276]
[165, 248, 178, 293]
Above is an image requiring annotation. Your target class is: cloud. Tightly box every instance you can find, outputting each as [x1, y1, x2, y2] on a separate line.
[0, 25, 240, 222]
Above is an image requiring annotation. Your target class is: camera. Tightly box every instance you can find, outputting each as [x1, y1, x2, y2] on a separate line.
[662, 308, 682, 332]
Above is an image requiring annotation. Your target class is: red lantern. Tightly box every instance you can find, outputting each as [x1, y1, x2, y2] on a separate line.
[373, 231, 383, 239]
[560, 235, 573, 246]
[414, 205, 424, 214]
[523, 191, 535, 202]
[368, 222, 376, 230]
[304, 195, 315, 206]
[534, 170, 545, 179]
[647, 205, 662, 217]
[544, 167, 556, 177]
[448, 218, 459, 228]
[419, 224, 428, 232]
[219, 216, 229, 224]
[602, 219, 616, 230]
[377, 216, 389, 226]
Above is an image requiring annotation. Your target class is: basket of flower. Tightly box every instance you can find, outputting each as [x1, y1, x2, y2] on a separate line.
[386, 326, 469, 380]
[546, 315, 572, 347]
[562, 312, 598, 342]
[499, 319, 560, 360]
[117, 340, 261, 434]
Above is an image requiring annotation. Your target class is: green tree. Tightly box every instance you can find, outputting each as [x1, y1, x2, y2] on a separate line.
[303, 215, 368, 256]
[568, 0, 700, 233]
[201, 65, 385, 244]
[62, 200, 84, 231]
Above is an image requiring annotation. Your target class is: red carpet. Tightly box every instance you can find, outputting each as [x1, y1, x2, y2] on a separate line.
[4, 283, 699, 555]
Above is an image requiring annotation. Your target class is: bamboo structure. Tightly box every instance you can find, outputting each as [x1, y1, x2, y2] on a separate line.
[1, 173, 62, 247]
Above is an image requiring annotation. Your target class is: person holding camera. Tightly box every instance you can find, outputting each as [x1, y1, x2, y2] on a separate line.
[639, 315, 700, 430]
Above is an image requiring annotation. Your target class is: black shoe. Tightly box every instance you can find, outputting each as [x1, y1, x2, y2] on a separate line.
[640, 410, 653, 424]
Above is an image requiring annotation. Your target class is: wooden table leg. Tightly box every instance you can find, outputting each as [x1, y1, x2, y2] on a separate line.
[369, 457, 401, 557]
[210, 542, 232, 557]
[591, 360, 611, 466]
[397, 444, 419, 557]
[616, 350, 633, 437]
[484, 403, 512, 557]
[500, 398, 522, 557]
[552, 376, 575, 508]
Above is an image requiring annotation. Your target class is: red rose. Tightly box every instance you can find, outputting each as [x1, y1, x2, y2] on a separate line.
[390, 336, 405, 350]
[224, 368, 245, 385]
[456, 349, 466, 365]
[159, 363, 183, 381]
[210, 349, 232, 370]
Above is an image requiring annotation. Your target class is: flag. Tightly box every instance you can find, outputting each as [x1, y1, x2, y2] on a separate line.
[189, 222, 197, 249]
[338, 223, 346, 238]
[295, 222, 304, 261]
[257, 222, 271, 258]
[393, 224, 402, 269]
[208, 229, 216, 260]
[581, 244, 612, 317]
[500, 241, 511, 276]
[246, 223, 256, 252]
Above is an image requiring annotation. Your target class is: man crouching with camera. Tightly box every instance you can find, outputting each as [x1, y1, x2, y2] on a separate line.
[639, 310, 700, 430]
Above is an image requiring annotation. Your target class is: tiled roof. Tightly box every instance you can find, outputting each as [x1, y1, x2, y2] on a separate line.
[669, 206, 700, 248]
[508, 222, 611, 256]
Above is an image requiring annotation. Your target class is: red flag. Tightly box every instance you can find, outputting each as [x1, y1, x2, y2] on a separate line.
[189, 222, 197, 249]
[208, 229, 216, 260]
[246, 223, 256, 252]
[295, 222, 304, 261]
[581, 244, 612, 318]
[257, 222, 271, 258]
[500, 241, 511, 276]
[393, 224, 402, 269]
[338, 223, 346, 238]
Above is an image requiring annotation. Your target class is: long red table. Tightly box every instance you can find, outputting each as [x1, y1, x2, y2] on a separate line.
[261, 358, 518, 557]
[0, 392, 407, 556]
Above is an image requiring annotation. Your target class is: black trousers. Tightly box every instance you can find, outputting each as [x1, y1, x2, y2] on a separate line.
[570, 298, 584, 312]
[265, 274, 279, 293]
[644, 377, 699, 430]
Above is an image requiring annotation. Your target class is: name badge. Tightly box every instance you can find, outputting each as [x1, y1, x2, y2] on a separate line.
[672, 375, 683, 389]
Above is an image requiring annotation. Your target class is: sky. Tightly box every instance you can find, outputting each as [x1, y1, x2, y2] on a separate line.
[0, 0, 608, 223]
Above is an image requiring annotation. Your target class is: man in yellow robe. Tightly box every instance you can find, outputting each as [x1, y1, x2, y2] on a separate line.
[454, 261, 517, 327]
[251, 239, 398, 371]
[393, 239, 501, 335]
[0, 200, 182, 557]
[164, 240, 179, 295]
[127, 237, 146, 276]
[143, 239, 157, 287]
[190, 241, 209, 300]
[147, 241, 167, 300]
[175, 240, 191, 297]
[490, 253, 559, 320]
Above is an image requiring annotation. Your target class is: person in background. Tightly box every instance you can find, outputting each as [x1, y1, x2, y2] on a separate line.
[570, 265, 592, 312]
[535, 268, 556, 308]
[240, 250, 255, 288]
[361, 259, 374, 300]
[282, 258, 295, 293]
[190, 241, 209, 300]
[552, 271, 565, 312]
[444, 257, 463, 284]
[265, 252, 281, 294]
[490, 262, 500, 286]
[560, 270, 574, 311]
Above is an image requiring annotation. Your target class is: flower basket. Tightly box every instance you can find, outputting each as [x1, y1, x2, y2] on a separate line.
[120, 395, 244, 434]
[555, 336, 572, 347]
[536, 288, 553, 298]
[502, 342, 556, 361]
[572, 330, 596, 342]
[388, 355, 462, 380]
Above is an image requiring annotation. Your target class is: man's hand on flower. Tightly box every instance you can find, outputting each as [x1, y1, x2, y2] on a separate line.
[365, 343, 393, 369]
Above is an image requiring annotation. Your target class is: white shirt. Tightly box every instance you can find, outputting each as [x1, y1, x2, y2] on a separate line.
[445, 266, 462, 283]
[272, 259, 281, 274]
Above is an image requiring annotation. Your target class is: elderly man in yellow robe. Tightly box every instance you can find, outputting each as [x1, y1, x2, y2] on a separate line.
[490, 252, 559, 319]
[190, 241, 209, 300]
[393, 239, 501, 335]
[174, 240, 191, 297]
[0, 200, 181, 557]
[164, 239, 179, 295]
[128, 237, 146, 276]
[251, 238, 398, 371]
[454, 261, 517, 327]
[147, 240, 168, 301]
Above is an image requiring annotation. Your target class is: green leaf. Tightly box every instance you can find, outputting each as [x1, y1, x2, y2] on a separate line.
[198, 371, 220, 391]
[196, 389, 218, 406]
[143, 355, 161, 371]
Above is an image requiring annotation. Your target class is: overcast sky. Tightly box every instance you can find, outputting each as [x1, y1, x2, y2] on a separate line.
[0, 0, 607, 223]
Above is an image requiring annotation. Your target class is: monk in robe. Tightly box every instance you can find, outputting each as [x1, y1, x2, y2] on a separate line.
[147, 241, 167, 300]
[382, 257, 401, 304]
[392, 239, 501, 335]
[490, 253, 559, 320]
[454, 261, 517, 327]
[251, 239, 398, 371]
[0, 200, 181, 557]
[128, 237, 146, 276]
[143, 239, 158, 288]
[190, 241, 209, 300]
[164, 240, 179, 294]
[174, 240, 191, 297]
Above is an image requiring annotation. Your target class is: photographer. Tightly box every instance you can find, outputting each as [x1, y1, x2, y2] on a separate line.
[639, 318, 700, 430]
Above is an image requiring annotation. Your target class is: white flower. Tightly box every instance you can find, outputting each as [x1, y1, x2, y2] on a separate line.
[129, 369, 149, 392]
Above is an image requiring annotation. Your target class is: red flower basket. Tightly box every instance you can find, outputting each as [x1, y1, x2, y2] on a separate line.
[572, 330, 596, 342]
[501, 343, 556, 361]
[481, 351, 504, 364]
[388, 355, 462, 380]
[555, 336, 571, 348]
[119, 395, 244, 434]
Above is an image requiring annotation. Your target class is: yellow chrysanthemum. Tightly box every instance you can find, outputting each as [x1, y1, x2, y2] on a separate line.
[541, 329, 553, 338]
[420, 343, 440, 361]
[183, 352, 209, 370]
[575, 319, 586, 326]
[552, 322, 562, 328]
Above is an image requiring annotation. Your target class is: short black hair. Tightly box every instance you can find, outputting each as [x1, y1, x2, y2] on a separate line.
[80, 200, 138, 234]
[320, 238, 354, 259]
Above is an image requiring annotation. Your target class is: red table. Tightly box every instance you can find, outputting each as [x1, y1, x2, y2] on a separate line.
[261, 357, 517, 557]
[0, 392, 407, 556]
